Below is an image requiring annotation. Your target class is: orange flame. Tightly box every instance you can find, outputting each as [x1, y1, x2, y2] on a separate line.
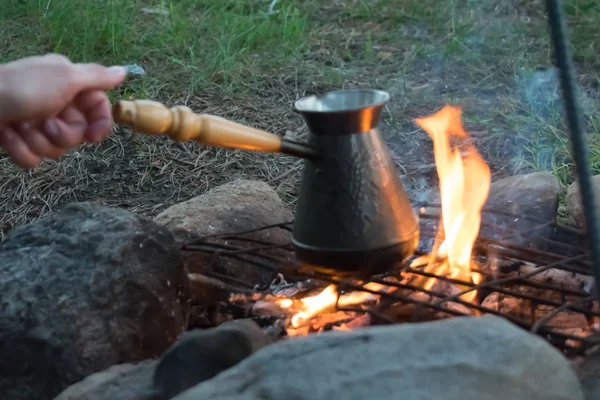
[278, 283, 385, 328]
[277, 105, 490, 329]
[413, 105, 491, 302]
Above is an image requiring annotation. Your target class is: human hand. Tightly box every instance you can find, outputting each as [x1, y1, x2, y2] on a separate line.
[0, 54, 127, 169]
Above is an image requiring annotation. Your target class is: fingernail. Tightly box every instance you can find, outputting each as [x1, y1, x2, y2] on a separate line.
[44, 119, 59, 137]
[107, 66, 127, 77]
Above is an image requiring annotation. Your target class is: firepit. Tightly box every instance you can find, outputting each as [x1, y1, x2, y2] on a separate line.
[181, 203, 600, 358]
[180, 86, 600, 361]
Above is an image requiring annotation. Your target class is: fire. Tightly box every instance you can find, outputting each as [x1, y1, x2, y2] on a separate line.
[278, 283, 386, 328]
[413, 105, 491, 302]
[277, 105, 490, 329]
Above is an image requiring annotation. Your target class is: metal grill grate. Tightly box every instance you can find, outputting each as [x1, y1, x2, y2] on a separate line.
[182, 204, 600, 358]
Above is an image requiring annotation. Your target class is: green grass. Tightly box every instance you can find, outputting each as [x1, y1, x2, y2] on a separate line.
[2, 1, 595, 93]
[565, 0, 600, 70]
[1, 0, 310, 95]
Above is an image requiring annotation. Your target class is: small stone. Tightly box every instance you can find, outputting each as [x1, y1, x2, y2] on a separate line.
[155, 179, 293, 299]
[0, 203, 190, 399]
[171, 316, 584, 400]
[567, 176, 600, 229]
[53, 360, 157, 400]
[480, 172, 560, 247]
[152, 319, 272, 400]
[141, 6, 169, 16]
[377, 51, 393, 61]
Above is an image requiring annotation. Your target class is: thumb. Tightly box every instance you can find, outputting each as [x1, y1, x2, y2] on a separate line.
[72, 63, 127, 91]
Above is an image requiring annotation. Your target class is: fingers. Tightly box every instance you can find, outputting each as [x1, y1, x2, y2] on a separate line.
[15, 122, 66, 159]
[43, 91, 114, 145]
[0, 55, 124, 169]
[73, 90, 113, 143]
[0, 54, 127, 126]
[72, 63, 127, 92]
[41, 106, 87, 148]
[0, 105, 88, 169]
[0, 125, 41, 169]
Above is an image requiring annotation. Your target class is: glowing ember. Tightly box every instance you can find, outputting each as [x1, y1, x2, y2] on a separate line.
[278, 283, 386, 328]
[413, 105, 491, 302]
[278, 298, 293, 308]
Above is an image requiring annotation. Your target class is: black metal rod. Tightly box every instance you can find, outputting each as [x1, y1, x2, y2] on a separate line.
[280, 139, 319, 160]
[546, 0, 600, 299]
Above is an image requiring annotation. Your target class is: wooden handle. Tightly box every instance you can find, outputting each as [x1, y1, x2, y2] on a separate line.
[112, 100, 282, 153]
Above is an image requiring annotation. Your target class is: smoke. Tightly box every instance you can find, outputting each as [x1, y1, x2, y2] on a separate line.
[517, 68, 561, 114]
[505, 67, 598, 176]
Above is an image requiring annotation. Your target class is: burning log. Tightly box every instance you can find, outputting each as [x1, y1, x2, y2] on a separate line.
[481, 262, 599, 321]
[188, 273, 256, 305]
[272, 283, 387, 330]
[480, 291, 599, 345]
[252, 295, 294, 318]
[403, 281, 475, 317]
[502, 261, 595, 294]
[343, 313, 372, 329]
[308, 311, 359, 331]
[286, 311, 372, 336]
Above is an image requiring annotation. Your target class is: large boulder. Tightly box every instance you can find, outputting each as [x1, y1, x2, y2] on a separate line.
[481, 172, 560, 247]
[172, 315, 583, 400]
[155, 180, 293, 301]
[53, 319, 272, 400]
[567, 176, 600, 229]
[154, 179, 292, 244]
[53, 361, 157, 400]
[0, 203, 190, 399]
[573, 348, 600, 400]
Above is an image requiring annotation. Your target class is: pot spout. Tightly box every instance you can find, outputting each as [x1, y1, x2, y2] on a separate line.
[112, 100, 318, 160]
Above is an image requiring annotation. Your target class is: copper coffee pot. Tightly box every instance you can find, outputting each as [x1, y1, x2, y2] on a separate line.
[112, 89, 419, 278]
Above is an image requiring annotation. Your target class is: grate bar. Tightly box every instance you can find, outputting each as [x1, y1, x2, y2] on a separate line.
[182, 206, 600, 356]
[546, 0, 600, 300]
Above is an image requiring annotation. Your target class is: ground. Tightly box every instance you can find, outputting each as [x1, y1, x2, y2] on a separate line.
[0, 0, 599, 238]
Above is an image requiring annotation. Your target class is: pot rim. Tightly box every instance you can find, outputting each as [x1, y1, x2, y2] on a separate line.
[293, 88, 390, 115]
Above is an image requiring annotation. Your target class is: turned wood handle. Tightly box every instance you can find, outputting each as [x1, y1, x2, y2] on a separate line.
[112, 99, 282, 153]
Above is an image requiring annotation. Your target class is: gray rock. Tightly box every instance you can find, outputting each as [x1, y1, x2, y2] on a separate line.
[53, 360, 157, 400]
[152, 319, 272, 400]
[0, 203, 190, 400]
[573, 349, 600, 400]
[567, 176, 600, 229]
[481, 172, 560, 247]
[154, 179, 292, 244]
[172, 316, 583, 400]
[155, 179, 293, 301]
